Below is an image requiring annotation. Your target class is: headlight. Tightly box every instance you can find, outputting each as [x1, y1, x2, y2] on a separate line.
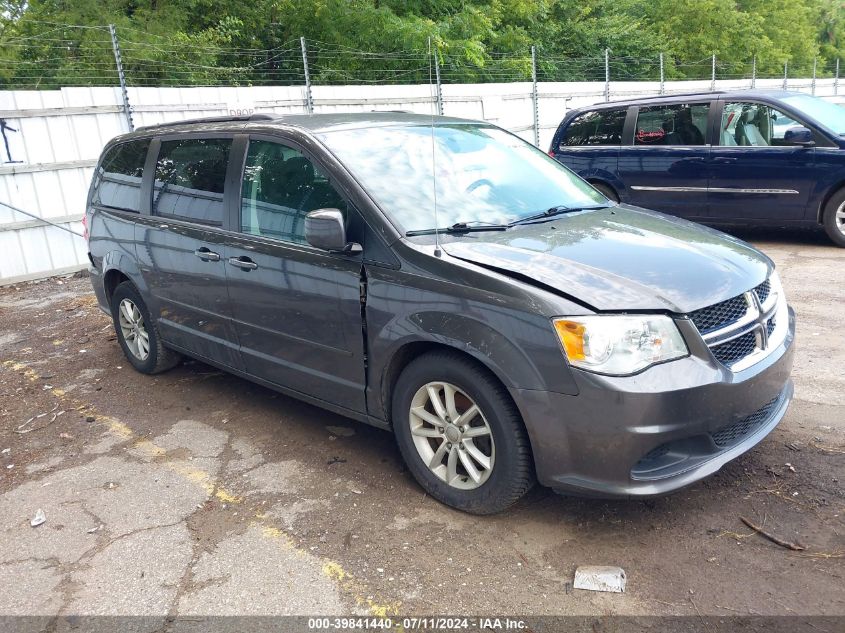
[553, 315, 688, 376]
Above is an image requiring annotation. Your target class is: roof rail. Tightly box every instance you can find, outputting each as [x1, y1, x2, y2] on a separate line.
[136, 113, 276, 131]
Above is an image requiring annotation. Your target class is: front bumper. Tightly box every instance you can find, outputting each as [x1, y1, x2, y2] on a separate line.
[512, 306, 796, 498]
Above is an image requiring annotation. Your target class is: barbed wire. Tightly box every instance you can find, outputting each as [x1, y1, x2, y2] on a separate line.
[0, 23, 841, 90]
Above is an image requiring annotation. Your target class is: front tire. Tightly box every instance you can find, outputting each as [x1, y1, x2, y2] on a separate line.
[110, 281, 180, 374]
[822, 189, 845, 247]
[392, 351, 535, 514]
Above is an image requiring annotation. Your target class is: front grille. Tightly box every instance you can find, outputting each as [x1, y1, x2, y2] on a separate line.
[710, 396, 780, 447]
[755, 279, 771, 304]
[711, 331, 757, 365]
[766, 317, 776, 336]
[690, 295, 748, 333]
[689, 276, 780, 370]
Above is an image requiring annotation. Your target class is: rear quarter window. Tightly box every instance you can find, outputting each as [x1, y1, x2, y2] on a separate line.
[559, 109, 626, 147]
[92, 139, 150, 212]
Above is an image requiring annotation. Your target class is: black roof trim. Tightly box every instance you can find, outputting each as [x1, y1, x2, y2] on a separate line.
[135, 113, 277, 131]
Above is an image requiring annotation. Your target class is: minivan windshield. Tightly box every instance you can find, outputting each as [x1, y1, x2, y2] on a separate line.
[319, 123, 607, 234]
[781, 93, 845, 134]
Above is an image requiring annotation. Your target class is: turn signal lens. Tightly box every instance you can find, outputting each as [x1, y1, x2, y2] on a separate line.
[552, 315, 688, 376]
[554, 320, 587, 361]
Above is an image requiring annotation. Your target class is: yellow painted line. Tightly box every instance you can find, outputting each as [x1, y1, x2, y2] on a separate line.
[259, 518, 401, 616]
[2, 358, 399, 615]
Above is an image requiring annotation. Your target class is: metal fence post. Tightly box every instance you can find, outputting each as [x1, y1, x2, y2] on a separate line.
[659, 52, 665, 95]
[783, 60, 788, 90]
[812, 56, 817, 95]
[751, 55, 756, 89]
[710, 54, 716, 91]
[108, 24, 134, 132]
[604, 48, 610, 102]
[836, 59, 840, 96]
[300, 36, 313, 114]
[434, 45, 443, 116]
[531, 45, 540, 147]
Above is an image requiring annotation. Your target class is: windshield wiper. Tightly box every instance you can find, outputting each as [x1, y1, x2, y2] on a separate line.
[508, 204, 610, 227]
[405, 221, 509, 237]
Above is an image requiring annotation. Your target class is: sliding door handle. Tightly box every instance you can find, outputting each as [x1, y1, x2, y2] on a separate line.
[194, 248, 220, 262]
[228, 256, 258, 271]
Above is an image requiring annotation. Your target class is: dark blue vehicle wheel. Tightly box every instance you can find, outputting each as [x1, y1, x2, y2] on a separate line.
[823, 189, 845, 247]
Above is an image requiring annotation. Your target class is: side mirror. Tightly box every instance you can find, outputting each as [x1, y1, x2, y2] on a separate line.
[304, 208, 361, 254]
[783, 126, 815, 147]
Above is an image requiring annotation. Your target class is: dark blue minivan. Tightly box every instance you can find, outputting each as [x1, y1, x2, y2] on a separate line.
[550, 90, 845, 246]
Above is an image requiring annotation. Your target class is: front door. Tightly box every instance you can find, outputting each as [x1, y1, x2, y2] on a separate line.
[618, 101, 712, 219]
[708, 101, 814, 221]
[136, 137, 243, 370]
[225, 138, 366, 413]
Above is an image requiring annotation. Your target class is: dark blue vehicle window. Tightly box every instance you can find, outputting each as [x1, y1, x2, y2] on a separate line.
[721, 102, 802, 147]
[635, 103, 709, 146]
[93, 139, 150, 212]
[152, 138, 231, 226]
[560, 109, 626, 147]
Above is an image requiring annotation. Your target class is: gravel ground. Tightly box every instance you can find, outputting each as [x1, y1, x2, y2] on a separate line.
[0, 227, 842, 625]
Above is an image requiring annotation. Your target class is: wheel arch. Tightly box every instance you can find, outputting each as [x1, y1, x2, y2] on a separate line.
[817, 180, 845, 224]
[379, 340, 529, 440]
[100, 251, 149, 308]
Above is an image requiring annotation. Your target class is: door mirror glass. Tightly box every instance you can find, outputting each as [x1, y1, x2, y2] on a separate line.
[305, 208, 347, 251]
[782, 126, 815, 146]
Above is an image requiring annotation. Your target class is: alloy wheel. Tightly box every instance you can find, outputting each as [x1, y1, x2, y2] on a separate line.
[118, 298, 150, 361]
[408, 381, 495, 490]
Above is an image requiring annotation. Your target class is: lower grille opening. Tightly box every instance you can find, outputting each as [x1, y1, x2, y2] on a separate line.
[710, 396, 780, 447]
[631, 392, 784, 480]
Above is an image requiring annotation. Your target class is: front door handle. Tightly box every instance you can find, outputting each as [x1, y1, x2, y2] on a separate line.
[228, 256, 258, 271]
[194, 248, 220, 262]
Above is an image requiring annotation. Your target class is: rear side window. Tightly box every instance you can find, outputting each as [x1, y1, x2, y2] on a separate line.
[152, 138, 231, 226]
[635, 103, 709, 146]
[93, 139, 150, 212]
[560, 109, 626, 147]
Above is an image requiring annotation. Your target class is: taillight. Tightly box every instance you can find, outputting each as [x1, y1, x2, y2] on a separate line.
[82, 213, 89, 242]
[548, 149, 555, 158]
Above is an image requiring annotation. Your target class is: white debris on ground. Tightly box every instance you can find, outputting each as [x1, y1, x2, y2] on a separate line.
[30, 509, 46, 528]
[573, 566, 627, 593]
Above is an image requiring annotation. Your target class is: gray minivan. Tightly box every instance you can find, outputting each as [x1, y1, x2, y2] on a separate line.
[86, 113, 795, 514]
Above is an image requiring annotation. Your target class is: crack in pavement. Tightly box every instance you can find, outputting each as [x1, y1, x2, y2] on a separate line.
[1, 358, 400, 617]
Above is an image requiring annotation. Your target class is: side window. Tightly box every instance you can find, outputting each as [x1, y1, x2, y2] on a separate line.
[240, 140, 347, 245]
[93, 139, 150, 212]
[152, 138, 231, 226]
[635, 103, 709, 146]
[560, 109, 626, 147]
[721, 102, 804, 147]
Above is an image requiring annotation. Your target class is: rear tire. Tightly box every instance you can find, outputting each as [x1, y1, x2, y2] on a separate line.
[822, 188, 845, 247]
[391, 351, 535, 514]
[111, 281, 180, 374]
[590, 181, 620, 203]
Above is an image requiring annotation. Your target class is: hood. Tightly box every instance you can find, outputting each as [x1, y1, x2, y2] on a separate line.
[441, 206, 772, 313]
